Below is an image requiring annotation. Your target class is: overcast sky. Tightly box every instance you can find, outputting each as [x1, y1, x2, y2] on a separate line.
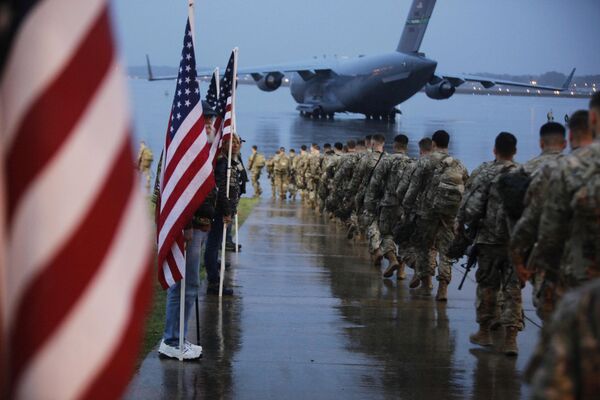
[111, 0, 599, 76]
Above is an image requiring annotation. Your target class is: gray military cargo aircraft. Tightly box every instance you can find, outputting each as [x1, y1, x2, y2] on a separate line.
[148, 0, 574, 121]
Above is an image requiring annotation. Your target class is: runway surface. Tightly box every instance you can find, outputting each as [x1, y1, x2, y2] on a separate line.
[126, 197, 541, 399]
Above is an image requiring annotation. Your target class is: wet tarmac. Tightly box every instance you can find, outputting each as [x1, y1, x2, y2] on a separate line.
[125, 198, 542, 399]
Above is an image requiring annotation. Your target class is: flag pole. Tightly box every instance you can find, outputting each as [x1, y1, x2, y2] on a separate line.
[235, 214, 239, 253]
[219, 47, 238, 297]
[215, 67, 220, 98]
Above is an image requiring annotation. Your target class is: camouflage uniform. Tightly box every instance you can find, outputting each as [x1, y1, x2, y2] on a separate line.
[317, 151, 337, 212]
[295, 151, 310, 201]
[327, 151, 361, 218]
[306, 151, 322, 208]
[364, 152, 412, 256]
[288, 152, 298, 199]
[459, 159, 523, 329]
[247, 151, 266, 197]
[347, 150, 385, 236]
[403, 150, 468, 284]
[273, 152, 290, 199]
[535, 141, 600, 299]
[265, 155, 276, 198]
[526, 278, 600, 400]
[509, 151, 564, 321]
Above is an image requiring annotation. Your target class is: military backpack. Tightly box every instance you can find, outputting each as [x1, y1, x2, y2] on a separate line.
[429, 156, 466, 217]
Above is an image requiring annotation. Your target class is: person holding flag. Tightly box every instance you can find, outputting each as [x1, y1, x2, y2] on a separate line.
[155, 10, 215, 359]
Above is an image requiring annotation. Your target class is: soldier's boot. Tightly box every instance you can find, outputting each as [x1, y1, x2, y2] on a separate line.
[383, 251, 400, 278]
[436, 281, 448, 302]
[502, 326, 519, 356]
[415, 276, 433, 295]
[396, 263, 406, 280]
[372, 248, 384, 268]
[469, 322, 493, 347]
[409, 273, 420, 288]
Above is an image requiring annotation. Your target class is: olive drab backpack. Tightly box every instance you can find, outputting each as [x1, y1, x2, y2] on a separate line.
[569, 156, 600, 274]
[430, 156, 466, 217]
[276, 155, 290, 171]
[254, 154, 266, 169]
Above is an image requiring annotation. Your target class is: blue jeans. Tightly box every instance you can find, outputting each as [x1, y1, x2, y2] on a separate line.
[163, 229, 208, 346]
[204, 215, 225, 285]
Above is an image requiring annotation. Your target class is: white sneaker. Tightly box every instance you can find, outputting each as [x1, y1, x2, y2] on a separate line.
[185, 340, 203, 354]
[158, 340, 202, 360]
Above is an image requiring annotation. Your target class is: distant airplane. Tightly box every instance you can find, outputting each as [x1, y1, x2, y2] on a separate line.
[147, 0, 574, 121]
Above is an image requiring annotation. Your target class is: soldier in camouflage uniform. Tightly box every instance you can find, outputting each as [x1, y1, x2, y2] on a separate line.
[511, 120, 590, 322]
[533, 94, 600, 307]
[305, 144, 322, 208]
[273, 147, 290, 200]
[327, 140, 364, 227]
[266, 150, 278, 198]
[347, 134, 386, 264]
[403, 131, 468, 301]
[295, 145, 310, 202]
[319, 142, 343, 214]
[316, 144, 335, 212]
[526, 279, 600, 400]
[525, 95, 600, 394]
[247, 145, 266, 197]
[287, 149, 298, 200]
[364, 135, 412, 280]
[458, 132, 522, 355]
[399, 138, 432, 286]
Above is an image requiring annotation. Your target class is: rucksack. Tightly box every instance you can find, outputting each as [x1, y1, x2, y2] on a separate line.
[570, 159, 600, 273]
[497, 168, 531, 221]
[430, 156, 466, 217]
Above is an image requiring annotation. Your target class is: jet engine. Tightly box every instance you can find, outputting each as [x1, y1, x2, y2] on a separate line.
[254, 72, 284, 92]
[425, 79, 455, 100]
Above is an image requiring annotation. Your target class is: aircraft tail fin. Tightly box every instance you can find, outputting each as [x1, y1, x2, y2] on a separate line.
[146, 54, 154, 80]
[562, 68, 576, 91]
[396, 0, 437, 53]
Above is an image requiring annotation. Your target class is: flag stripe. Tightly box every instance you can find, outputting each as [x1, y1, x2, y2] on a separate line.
[78, 257, 151, 400]
[161, 105, 204, 185]
[1, 0, 106, 150]
[9, 142, 135, 391]
[158, 128, 209, 234]
[6, 64, 129, 325]
[6, 7, 113, 222]
[15, 183, 151, 399]
[157, 144, 212, 259]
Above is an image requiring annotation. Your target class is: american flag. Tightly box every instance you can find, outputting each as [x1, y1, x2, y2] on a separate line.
[156, 18, 214, 289]
[209, 50, 236, 164]
[0, 2, 151, 399]
[205, 70, 219, 109]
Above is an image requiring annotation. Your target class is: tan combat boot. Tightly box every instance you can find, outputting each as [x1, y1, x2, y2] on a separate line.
[503, 326, 519, 356]
[372, 248, 384, 268]
[396, 263, 406, 280]
[383, 251, 400, 278]
[469, 322, 493, 347]
[436, 281, 448, 302]
[409, 273, 420, 288]
[415, 276, 433, 295]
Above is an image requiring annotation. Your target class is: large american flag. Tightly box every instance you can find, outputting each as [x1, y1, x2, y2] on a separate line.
[156, 18, 214, 289]
[0, 1, 151, 399]
[209, 50, 236, 164]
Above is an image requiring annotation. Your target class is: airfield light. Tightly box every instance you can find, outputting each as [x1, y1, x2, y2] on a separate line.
[526, 89, 530, 93]
[537, 90, 541, 94]
[531, 80, 537, 85]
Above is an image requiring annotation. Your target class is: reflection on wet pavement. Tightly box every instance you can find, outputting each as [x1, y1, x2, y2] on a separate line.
[126, 198, 539, 399]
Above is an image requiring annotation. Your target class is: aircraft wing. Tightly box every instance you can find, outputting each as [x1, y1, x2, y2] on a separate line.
[146, 54, 338, 82]
[438, 68, 576, 92]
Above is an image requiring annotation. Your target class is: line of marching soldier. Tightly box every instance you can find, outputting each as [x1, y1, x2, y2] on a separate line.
[262, 92, 600, 398]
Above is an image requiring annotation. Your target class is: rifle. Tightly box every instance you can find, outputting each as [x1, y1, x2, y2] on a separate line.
[458, 244, 478, 290]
